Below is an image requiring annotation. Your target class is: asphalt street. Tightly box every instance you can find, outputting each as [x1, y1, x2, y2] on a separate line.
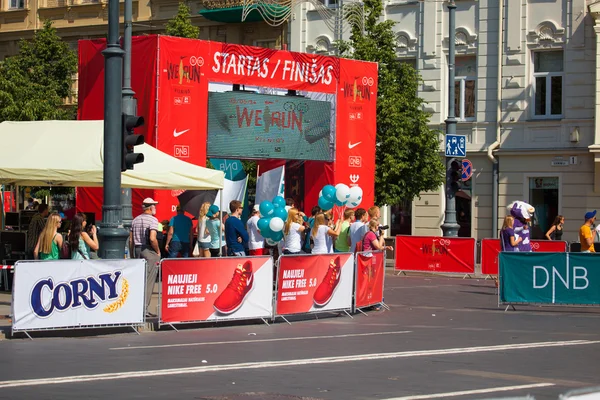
[0, 274, 599, 400]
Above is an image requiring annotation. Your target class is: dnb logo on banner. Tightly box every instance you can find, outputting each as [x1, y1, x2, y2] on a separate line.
[160, 257, 273, 324]
[355, 252, 385, 309]
[395, 236, 475, 273]
[12, 260, 145, 331]
[499, 252, 600, 305]
[276, 254, 353, 316]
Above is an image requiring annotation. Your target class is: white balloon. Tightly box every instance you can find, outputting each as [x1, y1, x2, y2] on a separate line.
[269, 217, 285, 232]
[319, 190, 323, 198]
[347, 186, 363, 208]
[335, 184, 351, 203]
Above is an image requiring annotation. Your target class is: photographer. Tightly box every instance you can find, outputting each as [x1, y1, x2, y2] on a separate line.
[362, 220, 393, 252]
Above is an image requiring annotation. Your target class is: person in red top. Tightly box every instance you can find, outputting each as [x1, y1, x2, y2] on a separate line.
[362, 219, 393, 252]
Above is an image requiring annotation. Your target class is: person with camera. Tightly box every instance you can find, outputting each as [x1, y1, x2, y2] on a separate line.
[362, 219, 394, 253]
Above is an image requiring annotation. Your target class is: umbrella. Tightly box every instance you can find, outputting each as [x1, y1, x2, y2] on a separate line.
[177, 190, 218, 218]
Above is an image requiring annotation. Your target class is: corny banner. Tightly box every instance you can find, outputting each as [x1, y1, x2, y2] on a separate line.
[160, 256, 273, 324]
[499, 252, 600, 305]
[276, 253, 353, 316]
[12, 259, 146, 331]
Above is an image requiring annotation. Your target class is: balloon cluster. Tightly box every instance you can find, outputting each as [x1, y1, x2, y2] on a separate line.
[318, 184, 363, 211]
[257, 196, 288, 244]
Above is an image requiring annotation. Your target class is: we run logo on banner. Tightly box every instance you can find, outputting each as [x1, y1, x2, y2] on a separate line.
[12, 260, 145, 332]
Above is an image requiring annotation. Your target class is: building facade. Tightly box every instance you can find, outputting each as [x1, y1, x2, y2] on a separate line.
[292, 0, 600, 242]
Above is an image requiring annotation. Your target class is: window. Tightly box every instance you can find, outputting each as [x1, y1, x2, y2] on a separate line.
[454, 56, 476, 120]
[254, 39, 278, 49]
[532, 51, 563, 118]
[319, 0, 338, 7]
[10, 0, 25, 8]
[528, 177, 559, 239]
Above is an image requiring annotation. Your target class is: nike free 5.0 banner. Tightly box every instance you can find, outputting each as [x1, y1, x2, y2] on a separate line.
[12, 259, 146, 332]
[160, 256, 273, 324]
[276, 253, 353, 316]
[499, 252, 600, 305]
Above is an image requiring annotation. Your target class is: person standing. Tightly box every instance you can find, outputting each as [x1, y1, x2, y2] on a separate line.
[246, 205, 265, 255]
[283, 208, 306, 255]
[579, 210, 597, 253]
[206, 205, 224, 257]
[130, 198, 161, 314]
[225, 200, 249, 256]
[165, 205, 193, 258]
[334, 209, 354, 253]
[33, 213, 63, 260]
[26, 203, 49, 259]
[197, 202, 212, 258]
[500, 215, 521, 251]
[545, 215, 564, 241]
[350, 208, 368, 252]
[68, 213, 99, 260]
[311, 213, 341, 254]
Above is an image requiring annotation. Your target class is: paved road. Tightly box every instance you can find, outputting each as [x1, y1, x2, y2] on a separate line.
[0, 275, 599, 400]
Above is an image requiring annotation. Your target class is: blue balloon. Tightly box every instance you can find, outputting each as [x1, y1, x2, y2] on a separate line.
[260, 223, 274, 239]
[334, 198, 346, 207]
[272, 231, 284, 242]
[259, 201, 275, 217]
[318, 196, 334, 211]
[322, 185, 337, 202]
[257, 217, 270, 233]
[274, 207, 288, 221]
[272, 196, 286, 209]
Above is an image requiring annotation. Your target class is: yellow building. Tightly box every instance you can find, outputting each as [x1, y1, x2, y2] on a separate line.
[0, 0, 287, 105]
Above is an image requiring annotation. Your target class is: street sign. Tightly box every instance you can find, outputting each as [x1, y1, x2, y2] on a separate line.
[461, 159, 473, 181]
[445, 134, 466, 157]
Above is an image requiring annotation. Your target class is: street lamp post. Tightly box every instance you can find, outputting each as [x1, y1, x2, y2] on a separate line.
[441, 0, 460, 238]
[98, 0, 128, 259]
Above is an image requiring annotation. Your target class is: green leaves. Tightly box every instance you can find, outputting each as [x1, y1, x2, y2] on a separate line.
[0, 20, 77, 123]
[165, 3, 200, 39]
[339, 0, 444, 205]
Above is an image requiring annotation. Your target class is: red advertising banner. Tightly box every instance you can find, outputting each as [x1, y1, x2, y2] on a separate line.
[480, 239, 568, 275]
[160, 256, 273, 324]
[355, 251, 385, 309]
[276, 253, 353, 316]
[394, 235, 476, 273]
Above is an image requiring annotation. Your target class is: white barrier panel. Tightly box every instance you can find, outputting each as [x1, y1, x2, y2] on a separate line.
[12, 259, 145, 332]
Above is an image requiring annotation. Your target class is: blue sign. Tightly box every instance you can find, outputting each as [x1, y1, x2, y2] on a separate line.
[461, 159, 473, 181]
[445, 134, 466, 157]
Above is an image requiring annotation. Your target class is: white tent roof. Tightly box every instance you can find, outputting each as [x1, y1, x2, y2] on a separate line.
[0, 120, 224, 190]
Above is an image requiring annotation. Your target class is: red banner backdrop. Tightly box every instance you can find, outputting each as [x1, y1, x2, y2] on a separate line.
[77, 35, 377, 223]
[394, 235, 476, 273]
[276, 253, 353, 316]
[3, 192, 14, 213]
[355, 251, 385, 309]
[480, 239, 568, 275]
[160, 256, 273, 324]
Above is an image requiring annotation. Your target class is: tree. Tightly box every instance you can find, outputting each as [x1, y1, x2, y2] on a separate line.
[0, 20, 77, 122]
[338, 0, 444, 205]
[165, 2, 200, 39]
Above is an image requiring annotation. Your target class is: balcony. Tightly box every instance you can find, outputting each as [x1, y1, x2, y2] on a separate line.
[199, 0, 289, 23]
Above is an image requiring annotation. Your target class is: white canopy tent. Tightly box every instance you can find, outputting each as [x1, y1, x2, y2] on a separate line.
[0, 120, 224, 189]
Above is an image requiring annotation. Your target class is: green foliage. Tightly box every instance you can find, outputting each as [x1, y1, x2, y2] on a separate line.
[338, 0, 444, 205]
[0, 20, 77, 122]
[241, 160, 257, 188]
[165, 3, 200, 39]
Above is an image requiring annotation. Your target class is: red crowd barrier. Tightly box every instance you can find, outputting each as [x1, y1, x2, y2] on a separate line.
[355, 251, 385, 310]
[480, 239, 568, 275]
[394, 235, 475, 274]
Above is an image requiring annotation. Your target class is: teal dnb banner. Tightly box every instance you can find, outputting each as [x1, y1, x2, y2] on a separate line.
[207, 91, 332, 161]
[499, 252, 600, 305]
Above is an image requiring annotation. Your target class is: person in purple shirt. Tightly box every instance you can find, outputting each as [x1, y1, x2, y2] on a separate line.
[500, 215, 522, 252]
[225, 200, 249, 256]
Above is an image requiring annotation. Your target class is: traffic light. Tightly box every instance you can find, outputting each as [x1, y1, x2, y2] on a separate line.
[122, 113, 145, 171]
[450, 159, 463, 192]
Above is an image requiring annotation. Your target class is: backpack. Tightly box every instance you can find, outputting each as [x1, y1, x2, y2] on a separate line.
[60, 241, 71, 259]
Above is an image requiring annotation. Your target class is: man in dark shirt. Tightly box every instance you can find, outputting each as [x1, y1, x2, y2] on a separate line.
[27, 204, 49, 258]
[225, 200, 249, 256]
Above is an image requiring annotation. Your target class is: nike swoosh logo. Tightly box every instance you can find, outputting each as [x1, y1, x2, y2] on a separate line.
[173, 128, 190, 138]
[348, 141, 361, 149]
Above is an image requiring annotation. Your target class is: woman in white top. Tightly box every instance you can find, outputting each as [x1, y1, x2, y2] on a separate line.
[283, 208, 306, 254]
[197, 202, 212, 258]
[311, 213, 341, 254]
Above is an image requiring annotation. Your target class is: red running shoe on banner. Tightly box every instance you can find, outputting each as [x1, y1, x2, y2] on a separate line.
[213, 261, 254, 315]
[313, 256, 341, 307]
